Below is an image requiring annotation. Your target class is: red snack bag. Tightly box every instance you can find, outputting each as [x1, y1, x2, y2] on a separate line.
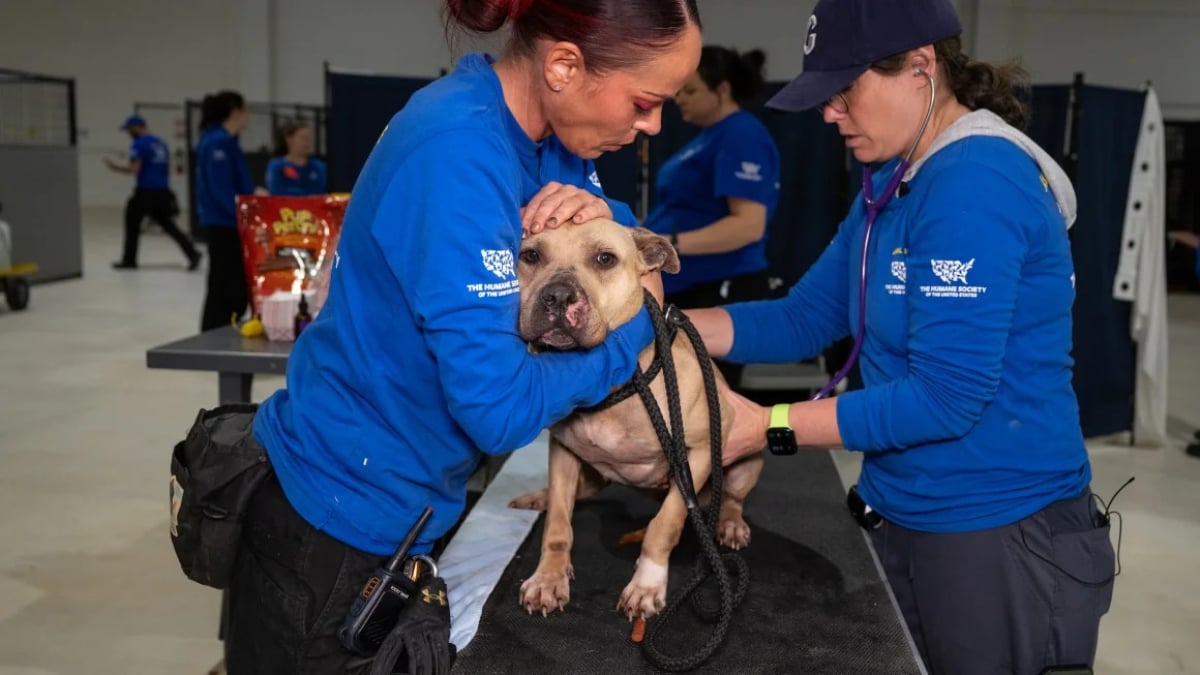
[236, 194, 348, 319]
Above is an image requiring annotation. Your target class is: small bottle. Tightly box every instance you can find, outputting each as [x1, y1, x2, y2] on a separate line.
[294, 293, 313, 338]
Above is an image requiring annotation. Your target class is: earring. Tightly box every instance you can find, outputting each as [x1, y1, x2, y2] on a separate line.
[551, 84, 564, 92]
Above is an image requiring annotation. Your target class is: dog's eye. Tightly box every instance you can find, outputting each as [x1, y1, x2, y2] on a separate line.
[519, 249, 540, 265]
[594, 252, 618, 269]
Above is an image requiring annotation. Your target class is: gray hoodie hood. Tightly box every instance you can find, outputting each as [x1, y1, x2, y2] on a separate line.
[903, 109, 1078, 229]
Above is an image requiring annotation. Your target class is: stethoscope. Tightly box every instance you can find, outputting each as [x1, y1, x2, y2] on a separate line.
[810, 67, 938, 401]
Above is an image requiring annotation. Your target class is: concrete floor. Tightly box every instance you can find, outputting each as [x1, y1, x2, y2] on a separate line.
[0, 211, 1197, 674]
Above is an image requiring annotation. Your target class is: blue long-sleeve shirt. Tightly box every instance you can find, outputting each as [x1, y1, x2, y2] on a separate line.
[194, 127, 254, 227]
[726, 136, 1091, 533]
[252, 53, 651, 556]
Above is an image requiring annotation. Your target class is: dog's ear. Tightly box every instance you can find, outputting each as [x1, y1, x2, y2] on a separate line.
[630, 227, 680, 274]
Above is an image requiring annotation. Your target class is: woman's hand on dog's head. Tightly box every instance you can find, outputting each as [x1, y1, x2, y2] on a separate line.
[522, 181, 613, 235]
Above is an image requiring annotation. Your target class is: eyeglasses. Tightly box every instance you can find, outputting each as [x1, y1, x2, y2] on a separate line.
[820, 91, 850, 115]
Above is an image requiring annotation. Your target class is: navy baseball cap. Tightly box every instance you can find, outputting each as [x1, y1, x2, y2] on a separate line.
[119, 114, 147, 130]
[768, 0, 962, 112]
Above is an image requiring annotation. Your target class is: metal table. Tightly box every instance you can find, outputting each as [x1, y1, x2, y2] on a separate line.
[147, 327, 292, 404]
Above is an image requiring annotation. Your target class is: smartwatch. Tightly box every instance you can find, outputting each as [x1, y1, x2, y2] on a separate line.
[669, 232, 680, 251]
[766, 403, 798, 456]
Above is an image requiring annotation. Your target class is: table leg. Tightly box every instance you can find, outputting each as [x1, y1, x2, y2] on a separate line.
[218, 372, 253, 404]
[216, 371, 251, 657]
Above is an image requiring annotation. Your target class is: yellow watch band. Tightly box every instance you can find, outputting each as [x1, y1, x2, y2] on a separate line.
[770, 403, 792, 430]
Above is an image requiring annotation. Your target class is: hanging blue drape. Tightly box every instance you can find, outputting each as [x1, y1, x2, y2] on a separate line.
[326, 72, 432, 193]
[1029, 84, 1144, 439]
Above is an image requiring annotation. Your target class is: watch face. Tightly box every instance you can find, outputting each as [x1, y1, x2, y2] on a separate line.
[767, 427, 797, 456]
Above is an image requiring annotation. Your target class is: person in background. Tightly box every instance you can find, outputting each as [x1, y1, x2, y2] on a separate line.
[266, 120, 328, 196]
[688, 0, 1116, 672]
[1167, 228, 1200, 458]
[643, 45, 780, 386]
[105, 115, 201, 271]
[194, 91, 257, 331]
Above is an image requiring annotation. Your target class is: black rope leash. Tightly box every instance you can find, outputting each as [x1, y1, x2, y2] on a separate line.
[595, 291, 749, 672]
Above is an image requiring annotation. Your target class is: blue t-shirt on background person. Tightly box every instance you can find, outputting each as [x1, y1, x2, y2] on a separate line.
[266, 157, 328, 196]
[643, 110, 780, 295]
[252, 53, 652, 556]
[131, 134, 171, 190]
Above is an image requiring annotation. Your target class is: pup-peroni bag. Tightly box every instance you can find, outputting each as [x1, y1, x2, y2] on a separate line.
[236, 194, 348, 320]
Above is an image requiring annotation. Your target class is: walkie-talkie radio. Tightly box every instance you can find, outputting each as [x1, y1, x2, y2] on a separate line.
[338, 506, 437, 655]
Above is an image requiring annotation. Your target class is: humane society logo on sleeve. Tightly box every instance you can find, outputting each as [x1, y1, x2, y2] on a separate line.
[467, 249, 519, 299]
[921, 258, 988, 298]
[734, 162, 763, 182]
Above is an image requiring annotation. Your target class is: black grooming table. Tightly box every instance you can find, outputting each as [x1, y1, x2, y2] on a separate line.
[452, 451, 923, 675]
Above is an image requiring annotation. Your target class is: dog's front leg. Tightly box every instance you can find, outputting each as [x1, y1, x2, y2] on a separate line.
[718, 452, 764, 550]
[617, 449, 712, 619]
[519, 436, 582, 615]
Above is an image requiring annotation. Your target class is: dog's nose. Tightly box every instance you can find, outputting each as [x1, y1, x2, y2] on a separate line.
[540, 282, 577, 309]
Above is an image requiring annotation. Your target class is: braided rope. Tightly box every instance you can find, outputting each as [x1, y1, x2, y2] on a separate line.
[626, 292, 749, 672]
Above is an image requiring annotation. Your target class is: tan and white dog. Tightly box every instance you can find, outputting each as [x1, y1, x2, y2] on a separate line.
[510, 218, 765, 619]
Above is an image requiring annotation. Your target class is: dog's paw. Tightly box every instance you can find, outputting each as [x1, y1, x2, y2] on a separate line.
[519, 566, 573, 616]
[718, 515, 751, 550]
[617, 557, 668, 620]
[508, 488, 549, 511]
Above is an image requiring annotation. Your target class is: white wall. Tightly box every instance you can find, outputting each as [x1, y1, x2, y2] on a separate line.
[271, 0, 506, 103]
[1, 0, 1195, 208]
[969, 0, 1200, 120]
[0, 0, 248, 208]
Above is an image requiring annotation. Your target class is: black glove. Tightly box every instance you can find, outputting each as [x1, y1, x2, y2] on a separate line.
[368, 574, 456, 675]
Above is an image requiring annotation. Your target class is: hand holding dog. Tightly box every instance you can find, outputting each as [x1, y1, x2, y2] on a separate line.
[717, 382, 770, 462]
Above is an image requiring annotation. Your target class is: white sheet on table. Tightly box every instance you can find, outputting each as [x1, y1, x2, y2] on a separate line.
[440, 432, 549, 651]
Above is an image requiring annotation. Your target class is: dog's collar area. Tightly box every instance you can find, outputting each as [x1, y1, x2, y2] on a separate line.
[580, 292, 681, 414]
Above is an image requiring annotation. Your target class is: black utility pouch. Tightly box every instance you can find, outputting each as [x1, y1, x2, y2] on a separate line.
[169, 404, 272, 589]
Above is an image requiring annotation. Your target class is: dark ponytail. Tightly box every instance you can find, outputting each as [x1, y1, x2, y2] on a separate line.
[871, 36, 1030, 130]
[935, 36, 1030, 130]
[696, 46, 766, 107]
[198, 90, 246, 132]
[443, 0, 700, 73]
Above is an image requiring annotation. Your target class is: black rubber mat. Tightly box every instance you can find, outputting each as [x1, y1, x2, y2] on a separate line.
[452, 451, 922, 674]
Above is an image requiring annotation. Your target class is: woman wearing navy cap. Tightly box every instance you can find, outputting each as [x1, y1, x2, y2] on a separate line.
[691, 0, 1116, 672]
[643, 46, 780, 386]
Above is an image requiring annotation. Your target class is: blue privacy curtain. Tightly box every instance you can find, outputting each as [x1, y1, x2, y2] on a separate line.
[325, 70, 433, 193]
[1029, 83, 1145, 439]
[593, 85, 847, 285]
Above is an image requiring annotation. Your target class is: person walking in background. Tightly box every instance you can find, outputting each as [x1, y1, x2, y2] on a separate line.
[105, 115, 201, 271]
[195, 91, 257, 331]
[266, 120, 327, 196]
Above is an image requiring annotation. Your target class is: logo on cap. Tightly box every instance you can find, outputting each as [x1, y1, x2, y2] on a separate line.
[804, 15, 818, 55]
